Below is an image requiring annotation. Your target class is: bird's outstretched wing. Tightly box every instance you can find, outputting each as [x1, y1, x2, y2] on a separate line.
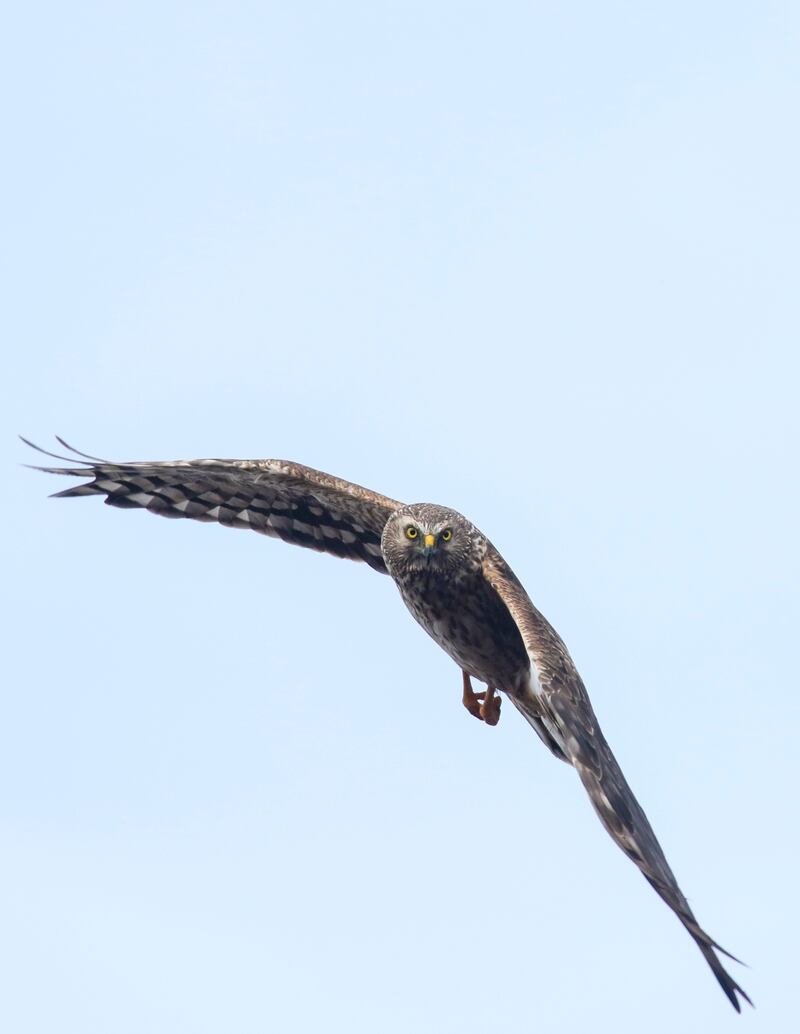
[482, 547, 751, 1012]
[23, 437, 402, 573]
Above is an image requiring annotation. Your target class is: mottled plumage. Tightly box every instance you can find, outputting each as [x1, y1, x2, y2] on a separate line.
[24, 437, 750, 1012]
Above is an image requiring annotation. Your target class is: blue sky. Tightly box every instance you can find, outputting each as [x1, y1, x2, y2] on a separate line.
[2, 3, 798, 1031]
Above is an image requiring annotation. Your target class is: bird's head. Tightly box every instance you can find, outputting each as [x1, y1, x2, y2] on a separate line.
[381, 504, 482, 578]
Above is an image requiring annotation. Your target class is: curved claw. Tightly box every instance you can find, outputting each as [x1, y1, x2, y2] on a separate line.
[480, 686, 501, 726]
[461, 672, 501, 726]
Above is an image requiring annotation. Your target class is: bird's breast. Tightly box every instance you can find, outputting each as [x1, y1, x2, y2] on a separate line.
[395, 569, 530, 692]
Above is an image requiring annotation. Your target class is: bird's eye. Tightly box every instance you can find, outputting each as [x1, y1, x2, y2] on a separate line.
[405, 526, 419, 540]
[441, 528, 453, 542]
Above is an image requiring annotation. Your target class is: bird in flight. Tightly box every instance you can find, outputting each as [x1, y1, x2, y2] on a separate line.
[24, 436, 750, 1011]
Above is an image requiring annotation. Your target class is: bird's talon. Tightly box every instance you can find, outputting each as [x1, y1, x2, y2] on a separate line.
[479, 686, 501, 726]
[462, 672, 500, 726]
[481, 701, 501, 726]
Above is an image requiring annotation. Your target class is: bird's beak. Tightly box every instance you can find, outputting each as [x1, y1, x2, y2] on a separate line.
[422, 533, 437, 556]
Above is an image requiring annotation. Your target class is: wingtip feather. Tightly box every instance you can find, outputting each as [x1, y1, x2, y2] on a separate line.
[20, 435, 94, 465]
[53, 436, 108, 462]
[695, 937, 753, 1012]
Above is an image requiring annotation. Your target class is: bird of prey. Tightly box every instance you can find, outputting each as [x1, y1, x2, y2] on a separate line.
[24, 436, 750, 1011]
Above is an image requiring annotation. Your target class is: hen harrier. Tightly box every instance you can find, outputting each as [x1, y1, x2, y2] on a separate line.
[23, 437, 750, 1011]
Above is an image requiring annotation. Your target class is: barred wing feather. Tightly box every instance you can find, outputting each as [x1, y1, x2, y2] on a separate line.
[23, 437, 401, 574]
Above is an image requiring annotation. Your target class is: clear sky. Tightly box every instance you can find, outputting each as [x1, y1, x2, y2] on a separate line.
[2, 3, 798, 1031]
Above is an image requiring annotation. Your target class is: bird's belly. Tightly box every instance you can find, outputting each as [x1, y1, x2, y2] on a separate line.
[398, 573, 530, 692]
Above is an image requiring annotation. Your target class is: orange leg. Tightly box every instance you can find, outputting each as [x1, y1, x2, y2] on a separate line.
[461, 671, 501, 726]
[462, 671, 483, 719]
[480, 684, 501, 726]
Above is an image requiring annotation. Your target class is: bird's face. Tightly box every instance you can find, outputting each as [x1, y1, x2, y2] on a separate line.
[381, 504, 481, 579]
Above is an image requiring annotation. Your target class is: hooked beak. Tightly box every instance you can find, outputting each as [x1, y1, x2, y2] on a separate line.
[422, 532, 437, 556]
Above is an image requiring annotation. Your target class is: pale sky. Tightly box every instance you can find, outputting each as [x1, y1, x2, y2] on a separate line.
[2, 3, 798, 1032]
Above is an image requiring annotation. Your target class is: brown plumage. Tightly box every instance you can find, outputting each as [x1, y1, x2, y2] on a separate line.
[23, 437, 751, 1011]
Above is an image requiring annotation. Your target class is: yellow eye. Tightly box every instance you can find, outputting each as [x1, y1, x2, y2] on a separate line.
[441, 528, 453, 542]
[405, 525, 419, 540]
